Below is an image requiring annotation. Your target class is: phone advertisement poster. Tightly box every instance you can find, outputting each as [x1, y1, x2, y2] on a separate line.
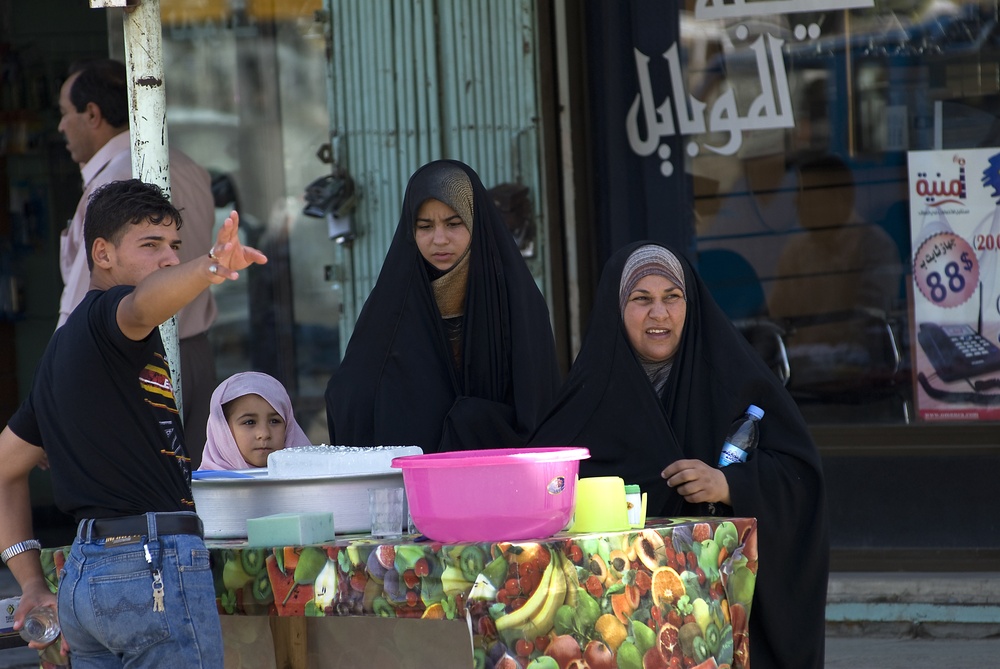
[908, 147, 1000, 420]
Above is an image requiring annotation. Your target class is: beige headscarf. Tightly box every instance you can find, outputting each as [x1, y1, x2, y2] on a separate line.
[416, 164, 475, 319]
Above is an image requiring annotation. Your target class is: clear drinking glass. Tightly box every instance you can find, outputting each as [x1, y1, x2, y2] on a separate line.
[368, 487, 405, 538]
[19, 605, 60, 644]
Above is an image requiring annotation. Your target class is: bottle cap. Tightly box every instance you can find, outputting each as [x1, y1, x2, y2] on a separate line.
[747, 405, 764, 420]
[624, 484, 641, 494]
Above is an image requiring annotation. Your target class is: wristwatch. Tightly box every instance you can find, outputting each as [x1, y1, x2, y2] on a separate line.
[1, 539, 42, 564]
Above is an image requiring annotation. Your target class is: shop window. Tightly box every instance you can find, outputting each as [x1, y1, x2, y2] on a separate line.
[686, 2, 1000, 425]
[155, 3, 338, 441]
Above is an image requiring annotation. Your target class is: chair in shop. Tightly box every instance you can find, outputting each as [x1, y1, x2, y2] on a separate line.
[698, 248, 790, 385]
[779, 307, 905, 410]
[699, 248, 909, 421]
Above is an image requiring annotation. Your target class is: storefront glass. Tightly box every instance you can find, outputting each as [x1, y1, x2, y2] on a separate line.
[154, 1, 335, 440]
[151, 0, 551, 440]
[674, 2, 1000, 425]
[570, 2, 1000, 565]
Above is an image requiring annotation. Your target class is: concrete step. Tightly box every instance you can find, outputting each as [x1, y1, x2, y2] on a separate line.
[826, 572, 1000, 639]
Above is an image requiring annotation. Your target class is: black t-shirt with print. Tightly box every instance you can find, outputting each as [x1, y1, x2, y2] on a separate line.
[9, 286, 192, 521]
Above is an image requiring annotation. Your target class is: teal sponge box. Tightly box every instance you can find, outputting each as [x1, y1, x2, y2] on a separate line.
[246, 512, 335, 547]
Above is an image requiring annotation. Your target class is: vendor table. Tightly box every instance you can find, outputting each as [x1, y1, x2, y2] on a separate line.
[39, 517, 757, 669]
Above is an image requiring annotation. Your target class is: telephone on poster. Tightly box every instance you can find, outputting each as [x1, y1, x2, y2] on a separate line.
[917, 322, 1000, 382]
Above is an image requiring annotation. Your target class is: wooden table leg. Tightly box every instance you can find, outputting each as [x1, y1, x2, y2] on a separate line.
[269, 617, 308, 669]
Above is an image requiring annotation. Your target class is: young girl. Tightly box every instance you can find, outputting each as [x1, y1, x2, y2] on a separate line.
[199, 372, 311, 470]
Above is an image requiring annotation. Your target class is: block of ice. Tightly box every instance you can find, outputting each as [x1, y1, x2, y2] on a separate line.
[267, 444, 423, 478]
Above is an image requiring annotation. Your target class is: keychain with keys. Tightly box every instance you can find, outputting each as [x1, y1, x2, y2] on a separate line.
[144, 543, 166, 612]
[151, 570, 165, 612]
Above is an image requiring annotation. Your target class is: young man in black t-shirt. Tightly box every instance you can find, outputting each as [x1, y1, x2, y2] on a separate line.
[0, 179, 266, 668]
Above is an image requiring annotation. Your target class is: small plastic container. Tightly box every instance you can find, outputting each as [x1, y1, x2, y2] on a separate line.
[392, 447, 590, 543]
[570, 476, 630, 533]
[624, 484, 643, 527]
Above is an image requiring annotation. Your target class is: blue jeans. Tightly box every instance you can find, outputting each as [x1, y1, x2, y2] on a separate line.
[57, 513, 224, 669]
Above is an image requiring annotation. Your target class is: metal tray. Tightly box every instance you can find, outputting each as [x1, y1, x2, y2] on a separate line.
[191, 469, 406, 539]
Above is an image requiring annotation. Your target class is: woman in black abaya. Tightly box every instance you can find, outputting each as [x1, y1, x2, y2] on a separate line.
[530, 242, 829, 669]
[325, 160, 560, 452]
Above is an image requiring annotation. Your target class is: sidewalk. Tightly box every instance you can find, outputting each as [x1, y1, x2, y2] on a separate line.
[825, 571, 1000, 668]
[825, 636, 1000, 668]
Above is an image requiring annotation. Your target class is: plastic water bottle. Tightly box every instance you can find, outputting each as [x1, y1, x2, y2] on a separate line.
[718, 405, 764, 467]
[19, 605, 60, 644]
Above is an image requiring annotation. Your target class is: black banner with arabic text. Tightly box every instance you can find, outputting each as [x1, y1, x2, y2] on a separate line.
[584, 0, 695, 266]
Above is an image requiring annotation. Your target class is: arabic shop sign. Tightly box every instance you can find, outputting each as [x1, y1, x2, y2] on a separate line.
[693, 0, 874, 20]
[627, 0, 874, 177]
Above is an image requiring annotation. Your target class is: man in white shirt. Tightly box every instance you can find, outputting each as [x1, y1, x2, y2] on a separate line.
[57, 59, 218, 466]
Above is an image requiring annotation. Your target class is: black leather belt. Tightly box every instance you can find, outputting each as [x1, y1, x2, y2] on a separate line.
[91, 513, 203, 539]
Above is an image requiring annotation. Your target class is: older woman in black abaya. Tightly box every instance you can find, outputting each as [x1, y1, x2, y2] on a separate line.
[530, 242, 829, 669]
[325, 160, 560, 452]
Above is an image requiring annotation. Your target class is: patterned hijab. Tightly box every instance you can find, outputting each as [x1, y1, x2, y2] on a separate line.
[618, 244, 686, 313]
[199, 372, 311, 470]
[619, 244, 687, 392]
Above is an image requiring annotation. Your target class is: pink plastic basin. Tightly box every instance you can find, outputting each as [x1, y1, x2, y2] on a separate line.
[391, 447, 590, 543]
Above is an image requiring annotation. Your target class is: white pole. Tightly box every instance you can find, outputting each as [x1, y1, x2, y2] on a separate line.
[554, 0, 583, 359]
[93, 0, 183, 419]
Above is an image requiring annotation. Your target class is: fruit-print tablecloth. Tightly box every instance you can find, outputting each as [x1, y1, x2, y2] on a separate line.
[40, 517, 757, 669]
